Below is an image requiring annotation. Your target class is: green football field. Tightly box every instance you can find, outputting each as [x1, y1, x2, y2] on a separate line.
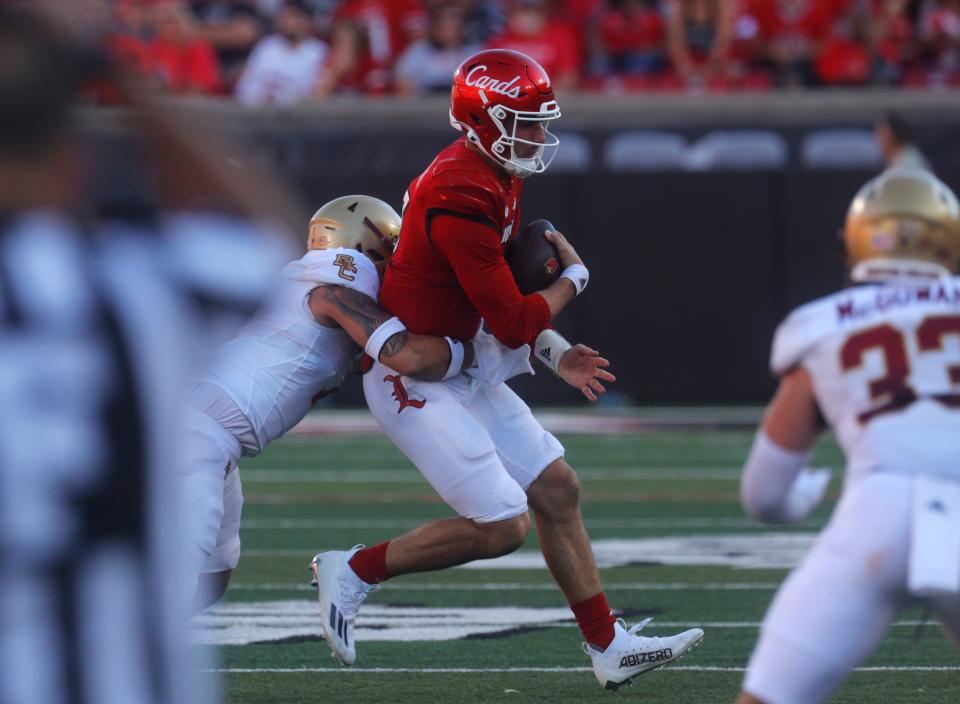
[196, 416, 960, 703]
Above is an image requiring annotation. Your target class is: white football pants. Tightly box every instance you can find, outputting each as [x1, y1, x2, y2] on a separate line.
[744, 472, 960, 704]
[363, 361, 564, 523]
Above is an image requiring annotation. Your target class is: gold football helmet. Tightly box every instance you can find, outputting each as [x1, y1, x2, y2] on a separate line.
[845, 168, 960, 282]
[308, 195, 401, 273]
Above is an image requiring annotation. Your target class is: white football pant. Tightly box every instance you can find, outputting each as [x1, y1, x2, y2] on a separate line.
[744, 472, 960, 704]
[179, 385, 247, 583]
[363, 361, 564, 523]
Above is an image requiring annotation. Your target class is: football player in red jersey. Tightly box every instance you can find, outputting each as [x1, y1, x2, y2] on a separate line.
[311, 48, 704, 688]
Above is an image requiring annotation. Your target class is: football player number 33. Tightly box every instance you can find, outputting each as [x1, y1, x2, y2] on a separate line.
[841, 314, 960, 423]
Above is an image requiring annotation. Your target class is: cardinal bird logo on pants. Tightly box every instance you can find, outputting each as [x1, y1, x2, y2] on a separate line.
[384, 374, 426, 413]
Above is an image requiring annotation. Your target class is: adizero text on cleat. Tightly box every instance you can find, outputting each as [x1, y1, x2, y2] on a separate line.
[583, 618, 704, 689]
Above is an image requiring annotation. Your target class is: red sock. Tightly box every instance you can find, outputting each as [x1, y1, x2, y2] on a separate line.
[571, 593, 616, 650]
[347, 541, 391, 584]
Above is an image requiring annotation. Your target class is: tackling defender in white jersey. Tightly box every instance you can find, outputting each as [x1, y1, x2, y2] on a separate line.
[182, 195, 478, 609]
[738, 168, 960, 704]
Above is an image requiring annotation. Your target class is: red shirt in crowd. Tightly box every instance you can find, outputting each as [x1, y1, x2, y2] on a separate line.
[599, 4, 665, 54]
[335, 0, 425, 93]
[380, 138, 550, 348]
[561, 0, 605, 23]
[487, 22, 582, 87]
[147, 37, 222, 94]
[748, 0, 843, 50]
[815, 35, 871, 82]
[85, 34, 152, 103]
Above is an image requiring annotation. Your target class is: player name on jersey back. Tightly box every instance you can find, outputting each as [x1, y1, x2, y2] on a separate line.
[773, 278, 960, 375]
[773, 277, 960, 483]
[834, 281, 960, 324]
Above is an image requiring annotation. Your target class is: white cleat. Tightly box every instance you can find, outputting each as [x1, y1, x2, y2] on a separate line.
[583, 618, 704, 690]
[309, 545, 378, 666]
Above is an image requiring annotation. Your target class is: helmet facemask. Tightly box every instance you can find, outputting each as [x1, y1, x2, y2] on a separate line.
[453, 100, 561, 178]
[491, 103, 561, 177]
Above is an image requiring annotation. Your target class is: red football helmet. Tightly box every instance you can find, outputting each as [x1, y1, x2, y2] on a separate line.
[449, 49, 561, 178]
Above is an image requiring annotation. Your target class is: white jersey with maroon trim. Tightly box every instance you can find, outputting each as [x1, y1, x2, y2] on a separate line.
[203, 247, 379, 455]
[771, 277, 960, 483]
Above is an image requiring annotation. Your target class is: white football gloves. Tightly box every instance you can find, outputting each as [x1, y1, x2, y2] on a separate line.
[781, 467, 832, 524]
[741, 430, 832, 525]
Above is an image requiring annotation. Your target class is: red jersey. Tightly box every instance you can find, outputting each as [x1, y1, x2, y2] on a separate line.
[380, 138, 551, 348]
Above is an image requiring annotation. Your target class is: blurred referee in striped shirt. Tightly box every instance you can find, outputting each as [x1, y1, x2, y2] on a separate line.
[0, 6, 296, 704]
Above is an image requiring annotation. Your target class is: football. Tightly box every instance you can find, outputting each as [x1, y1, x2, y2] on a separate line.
[505, 218, 562, 295]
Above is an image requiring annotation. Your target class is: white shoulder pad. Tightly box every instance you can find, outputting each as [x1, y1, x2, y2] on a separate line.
[281, 248, 380, 300]
[770, 296, 839, 376]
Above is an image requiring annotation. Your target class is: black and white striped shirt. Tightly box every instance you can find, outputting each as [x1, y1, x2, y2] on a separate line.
[0, 210, 288, 704]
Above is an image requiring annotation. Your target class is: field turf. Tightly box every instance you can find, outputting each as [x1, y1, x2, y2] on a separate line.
[199, 414, 960, 703]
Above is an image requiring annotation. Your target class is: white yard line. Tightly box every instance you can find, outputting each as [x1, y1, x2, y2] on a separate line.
[208, 665, 960, 674]
[240, 468, 743, 483]
[239, 533, 818, 571]
[241, 517, 794, 530]
[227, 581, 783, 591]
[202, 617, 932, 629]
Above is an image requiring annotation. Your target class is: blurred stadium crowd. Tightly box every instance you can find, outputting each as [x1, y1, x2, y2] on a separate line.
[91, 0, 960, 105]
